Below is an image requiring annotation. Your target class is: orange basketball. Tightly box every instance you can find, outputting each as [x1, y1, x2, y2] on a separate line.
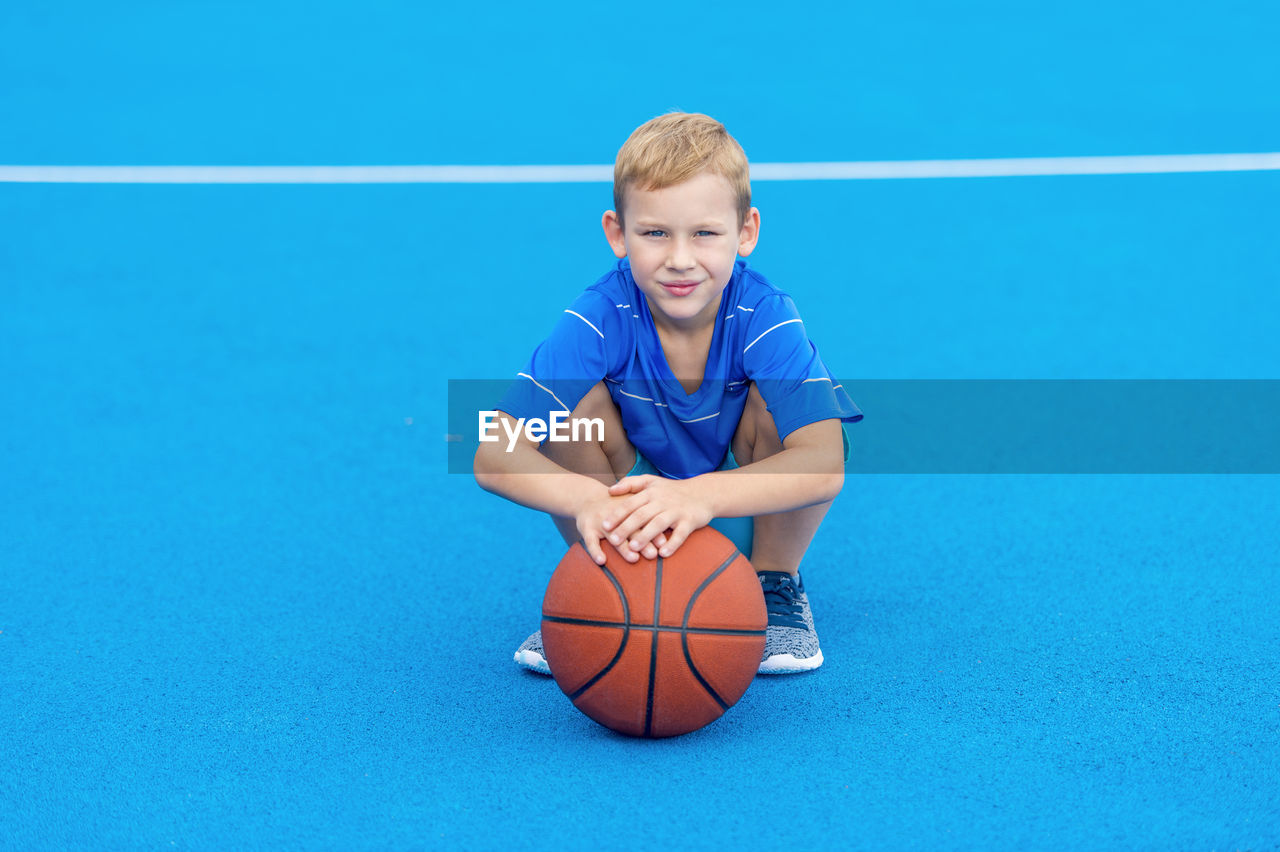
[541, 526, 766, 738]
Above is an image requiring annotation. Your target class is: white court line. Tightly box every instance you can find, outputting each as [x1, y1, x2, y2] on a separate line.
[1, 153, 1278, 184]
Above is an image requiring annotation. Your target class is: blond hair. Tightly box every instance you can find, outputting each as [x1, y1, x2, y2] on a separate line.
[613, 112, 751, 227]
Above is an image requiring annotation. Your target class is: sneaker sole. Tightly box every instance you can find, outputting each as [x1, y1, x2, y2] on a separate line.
[758, 649, 824, 674]
[517, 647, 822, 676]
[513, 648, 552, 676]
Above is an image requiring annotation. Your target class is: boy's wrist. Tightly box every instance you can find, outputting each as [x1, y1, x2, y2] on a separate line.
[566, 475, 612, 518]
[682, 473, 721, 519]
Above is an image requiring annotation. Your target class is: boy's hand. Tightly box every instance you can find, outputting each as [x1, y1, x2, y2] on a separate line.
[572, 491, 627, 566]
[602, 475, 714, 561]
[573, 486, 673, 566]
[573, 489, 667, 566]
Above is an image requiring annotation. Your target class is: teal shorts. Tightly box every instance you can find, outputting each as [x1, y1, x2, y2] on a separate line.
[623, 425, 852, 560]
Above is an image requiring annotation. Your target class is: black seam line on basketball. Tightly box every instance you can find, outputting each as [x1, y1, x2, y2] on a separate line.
[643, 555, 663, 738]
[681, 548, 745, 711]
[541, 616, 764, 636]
[567, 562, 631, 702]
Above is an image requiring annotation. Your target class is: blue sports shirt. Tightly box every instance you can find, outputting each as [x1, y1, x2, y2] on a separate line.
[496, 258, 861, 479]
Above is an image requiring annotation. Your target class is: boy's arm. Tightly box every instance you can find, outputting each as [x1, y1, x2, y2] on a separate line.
[698, 417, 845, 515]
[472, 410, 618, 565]
[603, 418, 844, 558]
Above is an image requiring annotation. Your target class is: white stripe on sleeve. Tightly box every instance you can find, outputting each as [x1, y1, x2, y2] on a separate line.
[516, 373, 570, 412]
[743, 318, 803, 354]
[564, 310, 605, 339]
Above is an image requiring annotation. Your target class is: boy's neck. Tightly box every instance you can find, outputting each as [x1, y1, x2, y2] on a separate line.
[650, 292, 722, 395]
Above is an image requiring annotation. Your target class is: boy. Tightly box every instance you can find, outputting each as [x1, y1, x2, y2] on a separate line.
[474, 112, 861, 674]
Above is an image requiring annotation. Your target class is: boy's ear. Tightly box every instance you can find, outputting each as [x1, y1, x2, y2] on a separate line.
[737, 207, 761, 257]
[602, 210, 628, 259]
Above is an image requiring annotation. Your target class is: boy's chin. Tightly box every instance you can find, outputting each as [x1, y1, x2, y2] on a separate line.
[650, 298, 718, 325]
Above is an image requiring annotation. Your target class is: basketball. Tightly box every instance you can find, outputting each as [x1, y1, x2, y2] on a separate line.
[541, 526, 766, 738]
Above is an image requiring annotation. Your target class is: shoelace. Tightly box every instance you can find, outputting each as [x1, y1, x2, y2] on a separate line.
[759, 572, 806, 630]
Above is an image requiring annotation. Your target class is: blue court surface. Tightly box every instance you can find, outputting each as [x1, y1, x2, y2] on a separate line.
[2, 2, 1279, 848]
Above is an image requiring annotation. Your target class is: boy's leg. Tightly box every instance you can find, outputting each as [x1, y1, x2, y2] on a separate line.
[516, 381, 635, 675]
[730, 384, 833, 575]
[539, 381, 635, 547]
[732, 383, 833, 673]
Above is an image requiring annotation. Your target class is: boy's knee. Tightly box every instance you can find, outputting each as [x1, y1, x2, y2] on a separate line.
[540, 381, 634, 481]
[732, 383, 783, 464]
[569, 381, 616, 420]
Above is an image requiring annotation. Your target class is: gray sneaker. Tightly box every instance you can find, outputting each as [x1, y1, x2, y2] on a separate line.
[757, 571, 824, 673]
[513, 630, 552, 675]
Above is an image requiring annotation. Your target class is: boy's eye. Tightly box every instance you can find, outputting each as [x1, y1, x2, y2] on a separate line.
[639, 229, 717, 237]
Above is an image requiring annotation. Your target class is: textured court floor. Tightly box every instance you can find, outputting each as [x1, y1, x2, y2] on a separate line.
[2, 2, 1278, 848]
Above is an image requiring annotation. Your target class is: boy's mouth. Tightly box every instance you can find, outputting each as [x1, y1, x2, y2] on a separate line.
[660, 280, 699, 297]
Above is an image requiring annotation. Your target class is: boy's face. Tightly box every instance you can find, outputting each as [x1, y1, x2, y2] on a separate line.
[603, 171, 760, 332]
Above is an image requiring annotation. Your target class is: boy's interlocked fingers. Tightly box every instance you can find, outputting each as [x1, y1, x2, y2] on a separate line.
[605, 475, 714, 561]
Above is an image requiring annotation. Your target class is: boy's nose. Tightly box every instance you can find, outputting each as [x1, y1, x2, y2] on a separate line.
[666, 239, 695, 270]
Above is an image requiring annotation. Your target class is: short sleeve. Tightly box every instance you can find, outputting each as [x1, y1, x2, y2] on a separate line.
[494, 289, 622, 428]
[741, 294, 862, 441]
